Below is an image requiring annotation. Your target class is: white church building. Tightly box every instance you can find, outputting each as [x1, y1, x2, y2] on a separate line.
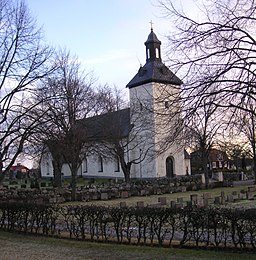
[40, 28, 191, 179]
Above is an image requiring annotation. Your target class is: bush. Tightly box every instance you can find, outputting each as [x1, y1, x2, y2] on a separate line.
[0, 202, 255, 250]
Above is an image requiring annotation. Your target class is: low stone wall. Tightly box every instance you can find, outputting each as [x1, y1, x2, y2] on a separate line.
[0, 175, 203, 204]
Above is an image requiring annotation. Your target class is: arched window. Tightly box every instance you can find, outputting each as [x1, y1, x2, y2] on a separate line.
[166, 156, 174, 178]
[83, 157, 88, 173]
[114, 156, 120, 172]
[98, 156, 103, 172]
[156, 48, 159, 58]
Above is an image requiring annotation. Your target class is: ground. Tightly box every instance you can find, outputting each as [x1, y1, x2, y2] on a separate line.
[0, 231, 255, 260]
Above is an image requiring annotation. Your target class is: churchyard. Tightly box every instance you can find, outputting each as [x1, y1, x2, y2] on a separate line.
[0, 175, 256, 253]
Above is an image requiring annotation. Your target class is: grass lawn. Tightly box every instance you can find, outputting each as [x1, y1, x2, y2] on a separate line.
[62, 185, 256, 208]
[0, 231, 255, 260]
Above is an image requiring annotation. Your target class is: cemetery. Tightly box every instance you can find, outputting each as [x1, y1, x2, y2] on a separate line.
[0, 174, 256, 251]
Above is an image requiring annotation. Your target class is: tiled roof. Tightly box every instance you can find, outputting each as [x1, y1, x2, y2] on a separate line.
[126, 61, 182, 89]
[76, 108, 131, 141]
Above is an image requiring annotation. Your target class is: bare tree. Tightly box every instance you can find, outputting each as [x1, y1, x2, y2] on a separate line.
[0, 0, 54, 177]
[156, 0, 256, 183]
[34, 50, 96, 199]
[188, 100, 227, 186]
[158, 0, 256, 114]
[231, 103, 256, 181]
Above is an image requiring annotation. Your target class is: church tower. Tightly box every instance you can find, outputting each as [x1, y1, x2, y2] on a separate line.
[126, 27, 190, 178]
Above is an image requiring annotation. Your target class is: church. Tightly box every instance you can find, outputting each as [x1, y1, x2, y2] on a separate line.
[40, 28, 191, 180]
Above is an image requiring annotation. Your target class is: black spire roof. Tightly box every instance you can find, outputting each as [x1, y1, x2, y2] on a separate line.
[126, 29, 182, 89]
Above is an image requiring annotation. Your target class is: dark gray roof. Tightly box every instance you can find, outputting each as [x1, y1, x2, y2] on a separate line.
[126, 61, 183, 89]
[76, 108, 131, 141]
[145, 30, 161, 45]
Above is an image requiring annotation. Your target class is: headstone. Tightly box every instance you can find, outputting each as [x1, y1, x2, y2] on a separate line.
[227, 194, 234, 203]
[158, 197, 167, 205]
[170, 201, 176, 208]
[203, 197, 209, 207]
[248, 186, 256, 192]
[137, 201, 145, 208]
[100, 192, 109, 200]
[197, 198, 205, 208]
[232, 191, 239, 201]
[120, 202, 127, 208]
[121, 191, 129, 198]
[177, 197, 184, 203]
[214, 196, 221, 205]
[186, 201, 192, 207]
[190, 194, 198, 204]
[246, 191, 254, 200]
[203, 192, 211, 200]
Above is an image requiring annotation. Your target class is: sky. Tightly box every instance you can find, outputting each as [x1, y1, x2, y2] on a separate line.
[22, 0, 197, 168]
[25, 0, 175, 94]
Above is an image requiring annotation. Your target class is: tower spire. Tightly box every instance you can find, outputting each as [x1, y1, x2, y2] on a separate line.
[144, 25, 161, 62]
[150, 20, 154, 31]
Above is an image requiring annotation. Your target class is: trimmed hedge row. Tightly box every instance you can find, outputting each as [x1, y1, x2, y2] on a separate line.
[0, 202, 256, 249]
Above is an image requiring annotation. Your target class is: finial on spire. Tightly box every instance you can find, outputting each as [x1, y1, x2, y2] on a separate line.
[150, 20, 154, 31]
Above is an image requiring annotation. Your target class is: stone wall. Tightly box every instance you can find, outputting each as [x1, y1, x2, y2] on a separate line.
[0, 175, 203, 204]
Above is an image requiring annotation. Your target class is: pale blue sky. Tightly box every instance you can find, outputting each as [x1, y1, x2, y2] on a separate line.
[25, 0, 173, 91]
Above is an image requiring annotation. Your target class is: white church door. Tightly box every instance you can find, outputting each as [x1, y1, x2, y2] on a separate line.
[166, 157, 174, 178]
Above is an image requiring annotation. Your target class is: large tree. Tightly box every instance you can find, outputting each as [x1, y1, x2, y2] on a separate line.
[34, 50, 96, 199]
[0, 0, 53, 177]
[158, 0, 256, 113]
[186, 100, 226, 187]
[158, 0, 256, 180]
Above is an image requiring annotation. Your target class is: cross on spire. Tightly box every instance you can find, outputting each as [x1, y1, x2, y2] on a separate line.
[150, 20, 154, 31]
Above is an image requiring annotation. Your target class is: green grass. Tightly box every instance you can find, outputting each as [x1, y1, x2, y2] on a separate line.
[0, 231, 255, 260]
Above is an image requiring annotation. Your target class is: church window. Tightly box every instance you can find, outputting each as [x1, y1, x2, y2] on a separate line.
[98, 156, 103, 172]
[147, 48, 150, 59]
[46, 162, 50, 175]
[114, 156, 120, 172]
[83, 157, 88, 173]
[156, 48, 159, 58]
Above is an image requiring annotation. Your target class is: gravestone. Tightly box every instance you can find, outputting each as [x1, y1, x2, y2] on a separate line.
[248, 186, 256, 192]
[214, 196, 222, 205]
[227, 194, 234, 203]
[158, 197, 167, 205]
[100, 192, 109, 200]
[120, 201, 127, 208]
[120, 191, 129, 198]
[137, 201, 145, 208]
[246, 191, 254, 200]
[170, 201, 176, 208]
[190, 194, 198, 205]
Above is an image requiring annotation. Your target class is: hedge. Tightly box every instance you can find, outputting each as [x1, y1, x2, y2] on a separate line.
[0, 202, 256, 250]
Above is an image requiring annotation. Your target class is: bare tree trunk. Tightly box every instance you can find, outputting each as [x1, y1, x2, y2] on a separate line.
[202, 155, 209, 188]
[120, 157, 131, 182]
[70, 162, 78, 201]
[52, 160, 62, 187]
[252, 142, 256, 185]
